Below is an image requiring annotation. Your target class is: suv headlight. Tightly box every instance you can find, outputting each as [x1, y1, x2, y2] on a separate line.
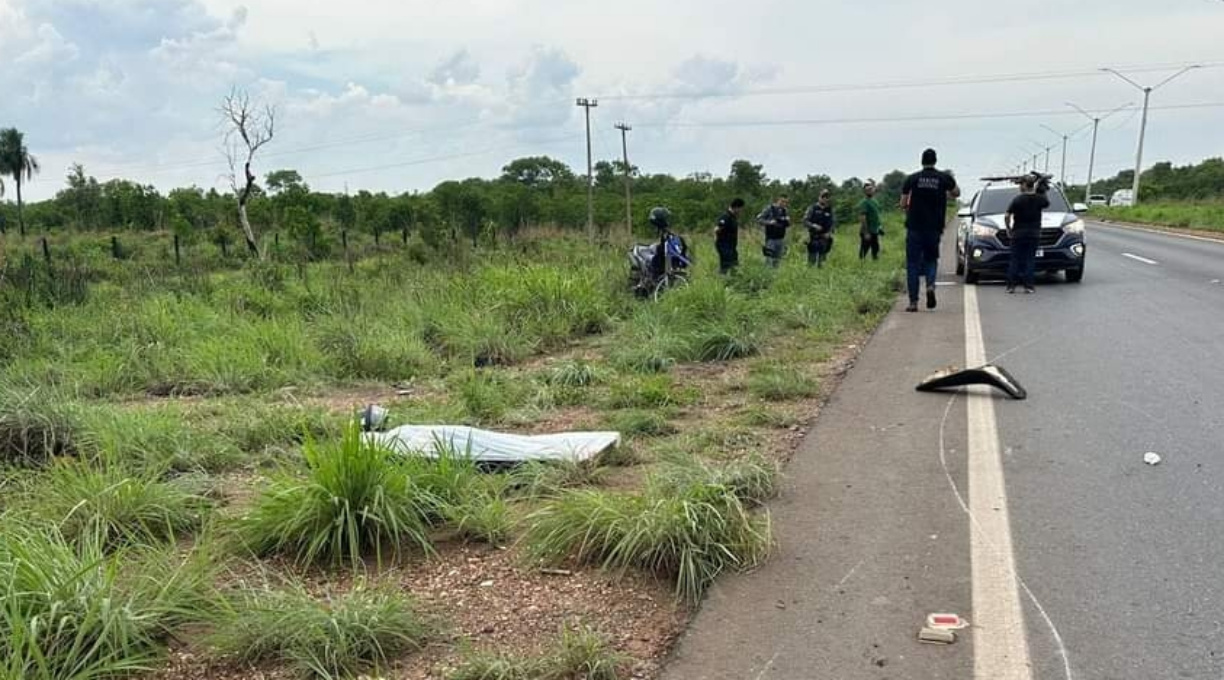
[1063, 219, 1085, 235]
[971, 223, 997, 238]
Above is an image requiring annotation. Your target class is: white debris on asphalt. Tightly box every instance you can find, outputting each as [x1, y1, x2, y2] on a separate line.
[1144, 452, 1163, 466]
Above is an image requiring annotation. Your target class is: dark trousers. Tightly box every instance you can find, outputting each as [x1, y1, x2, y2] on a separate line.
[807, 236, 833, 267]
[859, 233, 880, 260]
[1008, 235, 1039, 288]
[716, 242, 739, 274]
[905, 231, 940, 302]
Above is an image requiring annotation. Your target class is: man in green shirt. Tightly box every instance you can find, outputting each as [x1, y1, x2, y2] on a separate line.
[859, 181, 883, 261]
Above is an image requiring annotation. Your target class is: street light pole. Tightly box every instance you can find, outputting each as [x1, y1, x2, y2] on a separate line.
[1041, 124, 1069, 185]
[1102, 65, 1200, 205]
[1067, 102, 1133, 204]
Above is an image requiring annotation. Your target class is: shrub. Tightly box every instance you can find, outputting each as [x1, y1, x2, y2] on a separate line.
[236, 427, 434, 568]
[524, 481, 771, 602]
[211, 581, 432, 679]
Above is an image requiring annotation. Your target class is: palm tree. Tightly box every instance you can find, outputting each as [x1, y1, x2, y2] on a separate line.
[0, 128, 40, 237]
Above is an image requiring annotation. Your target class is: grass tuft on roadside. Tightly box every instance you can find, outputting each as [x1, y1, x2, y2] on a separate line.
[211, 580, 433, 679]
[523, 475, 771, 603]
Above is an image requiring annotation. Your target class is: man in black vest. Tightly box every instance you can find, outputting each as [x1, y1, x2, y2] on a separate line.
[756, 195, 791, 268]
[900, 149, 960, 312]
[715, 198, 746, 275]
[803, 190, 835, 267]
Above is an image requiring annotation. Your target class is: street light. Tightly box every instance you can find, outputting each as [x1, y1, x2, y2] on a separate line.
[1066, 102, 1133, 204]
[1101, 65, 1201, 205]
[1040, 123, 1090, 187]
[1029, 139, 1055, 174]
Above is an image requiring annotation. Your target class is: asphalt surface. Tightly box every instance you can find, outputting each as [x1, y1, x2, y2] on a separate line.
[663, 223, 1224, 679]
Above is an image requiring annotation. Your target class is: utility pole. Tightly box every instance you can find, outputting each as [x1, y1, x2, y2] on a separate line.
[1067, 102, 1133, 204]
[576, 98, 599, 243]
[1102, 65, 1200, 205]
[615, 122, 632, 240]
[1040, 124, 1073, 186]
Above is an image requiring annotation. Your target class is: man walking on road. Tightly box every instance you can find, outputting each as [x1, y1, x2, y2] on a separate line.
[715, 198, 746, 275]
[1005, 175, 1049, 294]
[901, 148, 960, 312]
[803, 190, 835, 267]
[757, 195, 791, 268]
[859, 181, 883, 261]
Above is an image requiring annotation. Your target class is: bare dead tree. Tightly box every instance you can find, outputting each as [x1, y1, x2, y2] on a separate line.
[220, 87, 276, 259]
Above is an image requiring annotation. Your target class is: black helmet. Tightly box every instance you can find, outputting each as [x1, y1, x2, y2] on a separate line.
[648, 206, 671, 230]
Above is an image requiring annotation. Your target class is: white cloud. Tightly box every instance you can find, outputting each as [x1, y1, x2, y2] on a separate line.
[5, 0, 1223, 201]
[428, 49, 481, 87]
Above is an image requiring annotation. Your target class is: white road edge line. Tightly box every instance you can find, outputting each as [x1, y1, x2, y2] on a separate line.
[964, 284, 1033, 680]
[1092, 221, 1224, 246]
[1122, 252, 1160, 266]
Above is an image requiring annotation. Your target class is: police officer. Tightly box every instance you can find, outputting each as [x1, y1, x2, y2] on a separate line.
[803, 190, 835, 267]
[901, 149, 960, 312]
[715, 198, 746, 275]
[1004, 174, 1050, 294]
[756, 194, 791, 268]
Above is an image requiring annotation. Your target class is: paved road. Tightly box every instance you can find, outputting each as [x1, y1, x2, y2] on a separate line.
[663, 223, 1224, 679]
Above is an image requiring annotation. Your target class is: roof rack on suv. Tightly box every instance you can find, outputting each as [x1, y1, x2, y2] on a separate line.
[979, 173, 1055, 183]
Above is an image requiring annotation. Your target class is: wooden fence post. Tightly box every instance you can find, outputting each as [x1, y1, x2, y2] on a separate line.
[41, 237, 51, 266]
[111, 235, 121, 260]
[173, 234, 181, 266]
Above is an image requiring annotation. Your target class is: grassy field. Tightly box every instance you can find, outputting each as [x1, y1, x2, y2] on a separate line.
[0, 222, 904, 679]
[1094, 201, 1224, 234]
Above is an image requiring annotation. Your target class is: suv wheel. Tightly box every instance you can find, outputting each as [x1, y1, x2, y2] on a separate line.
[1066, 267, 1084, 283]
[964, 267, 980, 284]
[955, 254, 965, 276]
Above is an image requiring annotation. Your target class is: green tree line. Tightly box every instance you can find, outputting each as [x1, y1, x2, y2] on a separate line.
[1067, 156, 1224, 202]
[1, 151, 912, 250]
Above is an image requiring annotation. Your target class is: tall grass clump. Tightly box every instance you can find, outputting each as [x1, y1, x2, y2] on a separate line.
[210, 581, 433, 679]
[449, 623, 624, 680]
[236, 426, 434, 568]
[0, 384, 80, 467]
[747, 364, 821, 402]
[542, 359, 608, 388]
[30, 461, 209, 546]
[652, 455, 780, 507]
[0, 523, 214, 680]
[524, 480, 771, 603]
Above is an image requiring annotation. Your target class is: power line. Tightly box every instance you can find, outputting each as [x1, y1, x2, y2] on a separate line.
[596, 59, 1224, 101]
[631, 101, 1224, 130]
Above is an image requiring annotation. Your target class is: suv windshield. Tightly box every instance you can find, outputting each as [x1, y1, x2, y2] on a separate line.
[977, 187, 1070, 215]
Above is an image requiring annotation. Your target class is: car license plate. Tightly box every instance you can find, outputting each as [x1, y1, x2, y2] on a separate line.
[1036, 249, 1044, 258]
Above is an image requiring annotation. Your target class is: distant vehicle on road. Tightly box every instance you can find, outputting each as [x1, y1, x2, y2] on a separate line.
[1088, 194, 1108, 207]
[1110, 189, 1134, 207]
[956, 179, 1089, 284]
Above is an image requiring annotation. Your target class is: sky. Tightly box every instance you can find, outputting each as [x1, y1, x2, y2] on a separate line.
[2, 0, 1223, 202]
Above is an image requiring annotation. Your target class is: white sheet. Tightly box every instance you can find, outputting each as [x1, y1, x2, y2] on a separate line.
[363, 425, 621, 464]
